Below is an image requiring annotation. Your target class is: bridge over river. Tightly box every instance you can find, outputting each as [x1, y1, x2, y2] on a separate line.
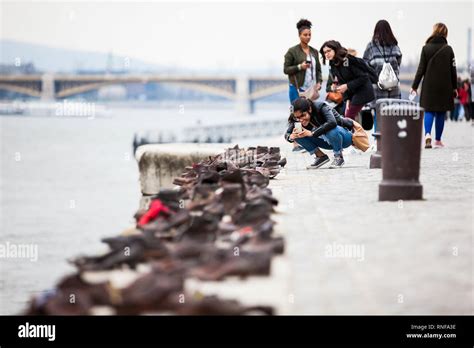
[0, 73, 416, 114]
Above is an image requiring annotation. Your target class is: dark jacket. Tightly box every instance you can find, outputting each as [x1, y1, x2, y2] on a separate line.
[412, 36, 457, 112]
[329, 55, 375, 106]
[284, 44, 323, 88]
[284, 101, 353, 143]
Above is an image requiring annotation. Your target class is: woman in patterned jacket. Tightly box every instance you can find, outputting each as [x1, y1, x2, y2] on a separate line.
[363, 20, 402, 131]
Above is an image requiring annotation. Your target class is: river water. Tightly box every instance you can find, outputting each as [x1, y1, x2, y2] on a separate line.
[0, 101, 288, 314]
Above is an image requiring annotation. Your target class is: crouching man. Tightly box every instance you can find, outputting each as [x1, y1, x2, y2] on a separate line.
[285, 97, 354, 169]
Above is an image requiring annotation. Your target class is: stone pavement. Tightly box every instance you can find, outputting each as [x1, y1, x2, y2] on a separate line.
[263, 121, 473, 314]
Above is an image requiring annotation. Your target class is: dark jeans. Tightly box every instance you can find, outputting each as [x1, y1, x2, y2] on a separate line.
[294, 126, 353, 156]
[289, 85, 301, 148]
[462, 104, 472, 121]
[450, 104, 460, 121]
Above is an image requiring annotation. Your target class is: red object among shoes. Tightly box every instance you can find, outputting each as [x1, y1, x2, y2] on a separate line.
[137, 199, 172, 227]
[238, 226, 253, 235]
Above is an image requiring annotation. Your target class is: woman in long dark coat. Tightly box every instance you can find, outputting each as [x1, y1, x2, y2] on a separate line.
[411, 23, 457, 148]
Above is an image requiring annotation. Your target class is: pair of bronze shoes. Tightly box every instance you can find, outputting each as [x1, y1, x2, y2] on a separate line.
[72, 233, 169, 271]
[25, 274, 112, 315]
[189, 248, 272, 281]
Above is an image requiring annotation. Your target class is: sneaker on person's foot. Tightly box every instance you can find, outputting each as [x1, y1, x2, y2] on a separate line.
[425, 134, 432, 149]
[433, 140, 445, 148]
[329, 155, 345, 169]
[292, 145, 304, 152]
[306, 155, 330, 169]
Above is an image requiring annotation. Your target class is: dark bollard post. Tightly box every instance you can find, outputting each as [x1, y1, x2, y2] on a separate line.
[369, 101, 384, 168]
[370, 99, 418, 169]
[379, 102, 424, 201]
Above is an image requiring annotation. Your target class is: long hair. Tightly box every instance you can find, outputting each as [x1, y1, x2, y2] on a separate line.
[288, 97, 312, 121]
[426, 23, 448, 43]
[292, 97, 312, 113]
[372, 19, 398, 46]
[319, 40, 348, 66]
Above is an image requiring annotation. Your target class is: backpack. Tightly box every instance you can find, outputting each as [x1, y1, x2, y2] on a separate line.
[375, 45, 399, 90]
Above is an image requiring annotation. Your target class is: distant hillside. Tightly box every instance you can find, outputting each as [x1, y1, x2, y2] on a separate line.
[0, 39, 287, 76]
[0, 39, 167, 73]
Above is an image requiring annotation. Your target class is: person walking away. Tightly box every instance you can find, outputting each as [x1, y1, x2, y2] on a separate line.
[470, 80, 474, 126]
[411, 23, 457, 148]
[363, 19, 402, 132]
[452, 77, 463, 121]
[458, 79, 472, 122]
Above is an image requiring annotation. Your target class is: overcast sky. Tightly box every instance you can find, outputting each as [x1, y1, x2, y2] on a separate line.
[1, 0, 473, 73]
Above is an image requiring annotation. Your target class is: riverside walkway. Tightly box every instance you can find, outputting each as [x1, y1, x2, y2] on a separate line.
[131, 122, 472, 315]
[265, 121, 473, 314]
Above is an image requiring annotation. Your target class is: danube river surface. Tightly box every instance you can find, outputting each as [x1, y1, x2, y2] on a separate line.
[0, 101, 288, 314]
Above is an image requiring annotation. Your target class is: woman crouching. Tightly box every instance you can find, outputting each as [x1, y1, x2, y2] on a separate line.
[285, 97, 354, 169]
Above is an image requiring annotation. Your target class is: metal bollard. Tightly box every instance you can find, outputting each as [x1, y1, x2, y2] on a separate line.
[370, 99, 417, 169]
[378, 101, 424, 201]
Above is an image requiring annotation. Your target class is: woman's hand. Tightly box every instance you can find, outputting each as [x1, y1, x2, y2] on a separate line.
[344, 100, 351, 117]
[331, 83, 338, 92]
[316, 82, 322, 91]
[295, 129, 312, 138]
[453, 89, 459, 98]
[300, 61, 310, 70]
[289, 128, 299, 140]
[410, 88, 417, 96]
[336, 84, 348, 93]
